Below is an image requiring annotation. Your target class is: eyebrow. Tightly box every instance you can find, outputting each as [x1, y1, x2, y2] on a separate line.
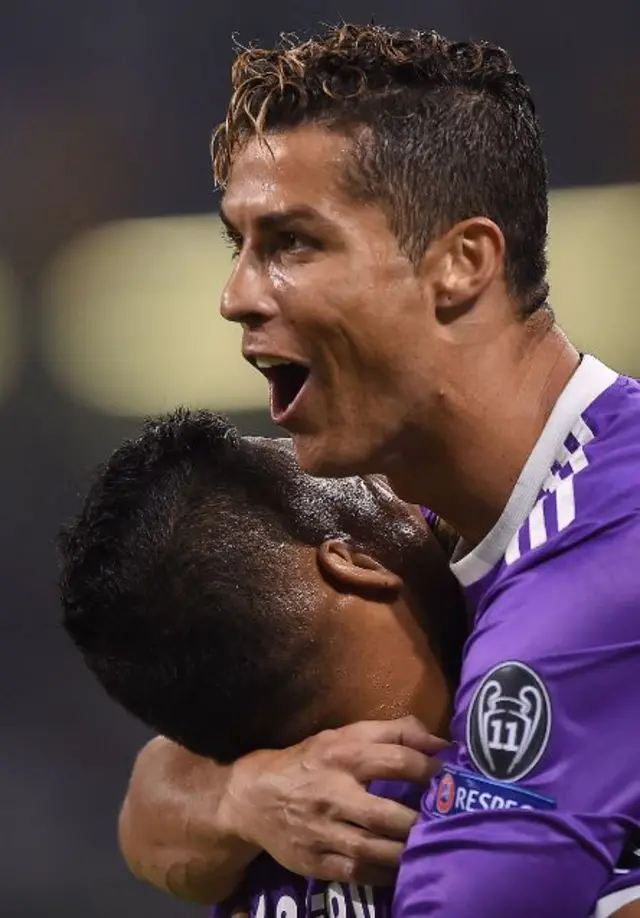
[219, 205, 328, 235]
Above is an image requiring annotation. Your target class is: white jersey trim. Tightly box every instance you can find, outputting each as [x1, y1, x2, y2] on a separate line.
[593, 885, 640, 917]
[451, 355, 618, 587]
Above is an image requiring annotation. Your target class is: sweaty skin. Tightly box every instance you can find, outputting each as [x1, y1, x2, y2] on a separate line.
[119, 738, 640, 918]
[114, 439, 456, 903]
[119, 739, 254, 904]
[120, 718, 444, 903]
[121, 148, 620, 905]
[220, 126, 579, 544]
[119, 130, 633, 912]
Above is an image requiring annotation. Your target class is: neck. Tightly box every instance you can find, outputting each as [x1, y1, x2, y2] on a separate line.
[387, 317, 580, 546]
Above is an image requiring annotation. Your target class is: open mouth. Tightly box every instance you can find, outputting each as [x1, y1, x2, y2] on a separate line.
[254, 357, 310, 423]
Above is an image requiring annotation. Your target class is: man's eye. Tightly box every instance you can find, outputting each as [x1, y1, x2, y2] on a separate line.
[222, 227, 243, 259]
[273, 231, 320, 256]
[277, 231, 304, 252]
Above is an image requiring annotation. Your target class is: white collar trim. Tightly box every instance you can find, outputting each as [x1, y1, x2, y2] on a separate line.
[451, 355, 618, 587]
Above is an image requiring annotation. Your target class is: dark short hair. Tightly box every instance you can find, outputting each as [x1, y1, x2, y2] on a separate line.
[60, 409, 437, 762]
[213, 23, 549, 315]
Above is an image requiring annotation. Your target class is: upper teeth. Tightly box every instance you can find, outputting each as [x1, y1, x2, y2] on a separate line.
[255, 357, 291, 369]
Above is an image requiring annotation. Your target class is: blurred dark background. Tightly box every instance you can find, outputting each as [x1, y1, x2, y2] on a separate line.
[1, 2, 638, 915]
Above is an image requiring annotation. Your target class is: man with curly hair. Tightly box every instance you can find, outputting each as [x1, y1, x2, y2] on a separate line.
[119, 23, 640, 918]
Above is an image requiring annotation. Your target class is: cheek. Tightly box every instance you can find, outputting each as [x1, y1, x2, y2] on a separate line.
[267, 261, 292, 295]
[323, 265, 423, 360]
[273, 264, 367, 355]
[274, 256, 425, 398]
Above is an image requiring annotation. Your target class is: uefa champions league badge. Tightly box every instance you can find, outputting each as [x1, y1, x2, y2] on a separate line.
[432, 764, 556, 818]
[466, 660, 552, 782]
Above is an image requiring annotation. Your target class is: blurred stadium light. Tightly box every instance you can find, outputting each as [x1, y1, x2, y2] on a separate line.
[548, 184, 640, 370]
[40, 184, 640, 418]
[0, 259, 22, 403]
[40, 215, 268, 415]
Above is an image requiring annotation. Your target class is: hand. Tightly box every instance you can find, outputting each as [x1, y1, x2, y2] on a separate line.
[219, 716, 446, 886]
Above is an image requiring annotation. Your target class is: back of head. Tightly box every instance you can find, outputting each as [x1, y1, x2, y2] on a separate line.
[61, 411, 326, 761]
[214, 23, 548, 314]
[60, 410, 414, 762]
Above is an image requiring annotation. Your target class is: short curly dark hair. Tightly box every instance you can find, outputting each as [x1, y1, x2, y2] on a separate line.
[213, 23, 549, 315]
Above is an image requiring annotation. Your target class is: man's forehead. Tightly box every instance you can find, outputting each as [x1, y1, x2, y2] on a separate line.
[271, 436, 295, 452]
[245, 434, 310, 472]
[245, 435, 364, 490]
[222, 128, 352, 220]
[229, 127, 352, 174]
[244, 435, 292, 451]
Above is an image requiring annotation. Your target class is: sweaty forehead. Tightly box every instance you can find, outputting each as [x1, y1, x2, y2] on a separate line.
[245, 435, 296, 462]
[251, 434, 349, 482]
[247, 438, 424, 551]
[247, 435, 370, 501]
[222, 127, 354, 224]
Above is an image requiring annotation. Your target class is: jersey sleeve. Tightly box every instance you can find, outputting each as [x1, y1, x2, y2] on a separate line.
[394, 513, 640, 918]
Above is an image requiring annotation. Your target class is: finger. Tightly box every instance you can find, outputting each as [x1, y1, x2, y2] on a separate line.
[346, 742, 443, 786]
[340, 792, 419, 841]
[342, 716, 449, 754]
[341, 835, 405, 869]
[309, 823, 404, 875]
[328, 824, 407, 867]
[314, 852, 398, 887]
[387, 716, 451, 754]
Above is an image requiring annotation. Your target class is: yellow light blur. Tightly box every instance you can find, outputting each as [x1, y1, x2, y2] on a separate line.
[41, 215, 268, 415]
[40, 184, 640, 418]
[548, 184, 640, 373]
[0, 259, 22, 402]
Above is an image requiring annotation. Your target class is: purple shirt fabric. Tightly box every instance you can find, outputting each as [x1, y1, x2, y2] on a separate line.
[395, 356, 640, 918]
[420, 507, 439, 531]
[212, 781, 422, 918]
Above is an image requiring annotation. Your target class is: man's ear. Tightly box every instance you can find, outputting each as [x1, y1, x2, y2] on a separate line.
[317, 540, 402, 594]
[430, 216, 505, 315]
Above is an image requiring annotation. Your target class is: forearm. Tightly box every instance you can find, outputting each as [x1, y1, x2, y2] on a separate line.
[118, 737, 261, 904]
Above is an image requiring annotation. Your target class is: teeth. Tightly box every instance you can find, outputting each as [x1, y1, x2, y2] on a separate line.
[255, 357, 292, 369]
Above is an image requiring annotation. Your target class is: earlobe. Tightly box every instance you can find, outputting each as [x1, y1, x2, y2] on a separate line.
[317, 540, 403, 594]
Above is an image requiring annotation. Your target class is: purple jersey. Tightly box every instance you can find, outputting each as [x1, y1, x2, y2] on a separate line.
[213, 781, 422, 918]
[395, 356, 640, 917]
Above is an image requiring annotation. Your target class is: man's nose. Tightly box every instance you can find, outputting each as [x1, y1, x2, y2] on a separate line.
[220, 258, 278, 326]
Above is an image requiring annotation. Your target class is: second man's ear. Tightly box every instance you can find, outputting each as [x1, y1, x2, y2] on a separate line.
[317, 539, 403, 593]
